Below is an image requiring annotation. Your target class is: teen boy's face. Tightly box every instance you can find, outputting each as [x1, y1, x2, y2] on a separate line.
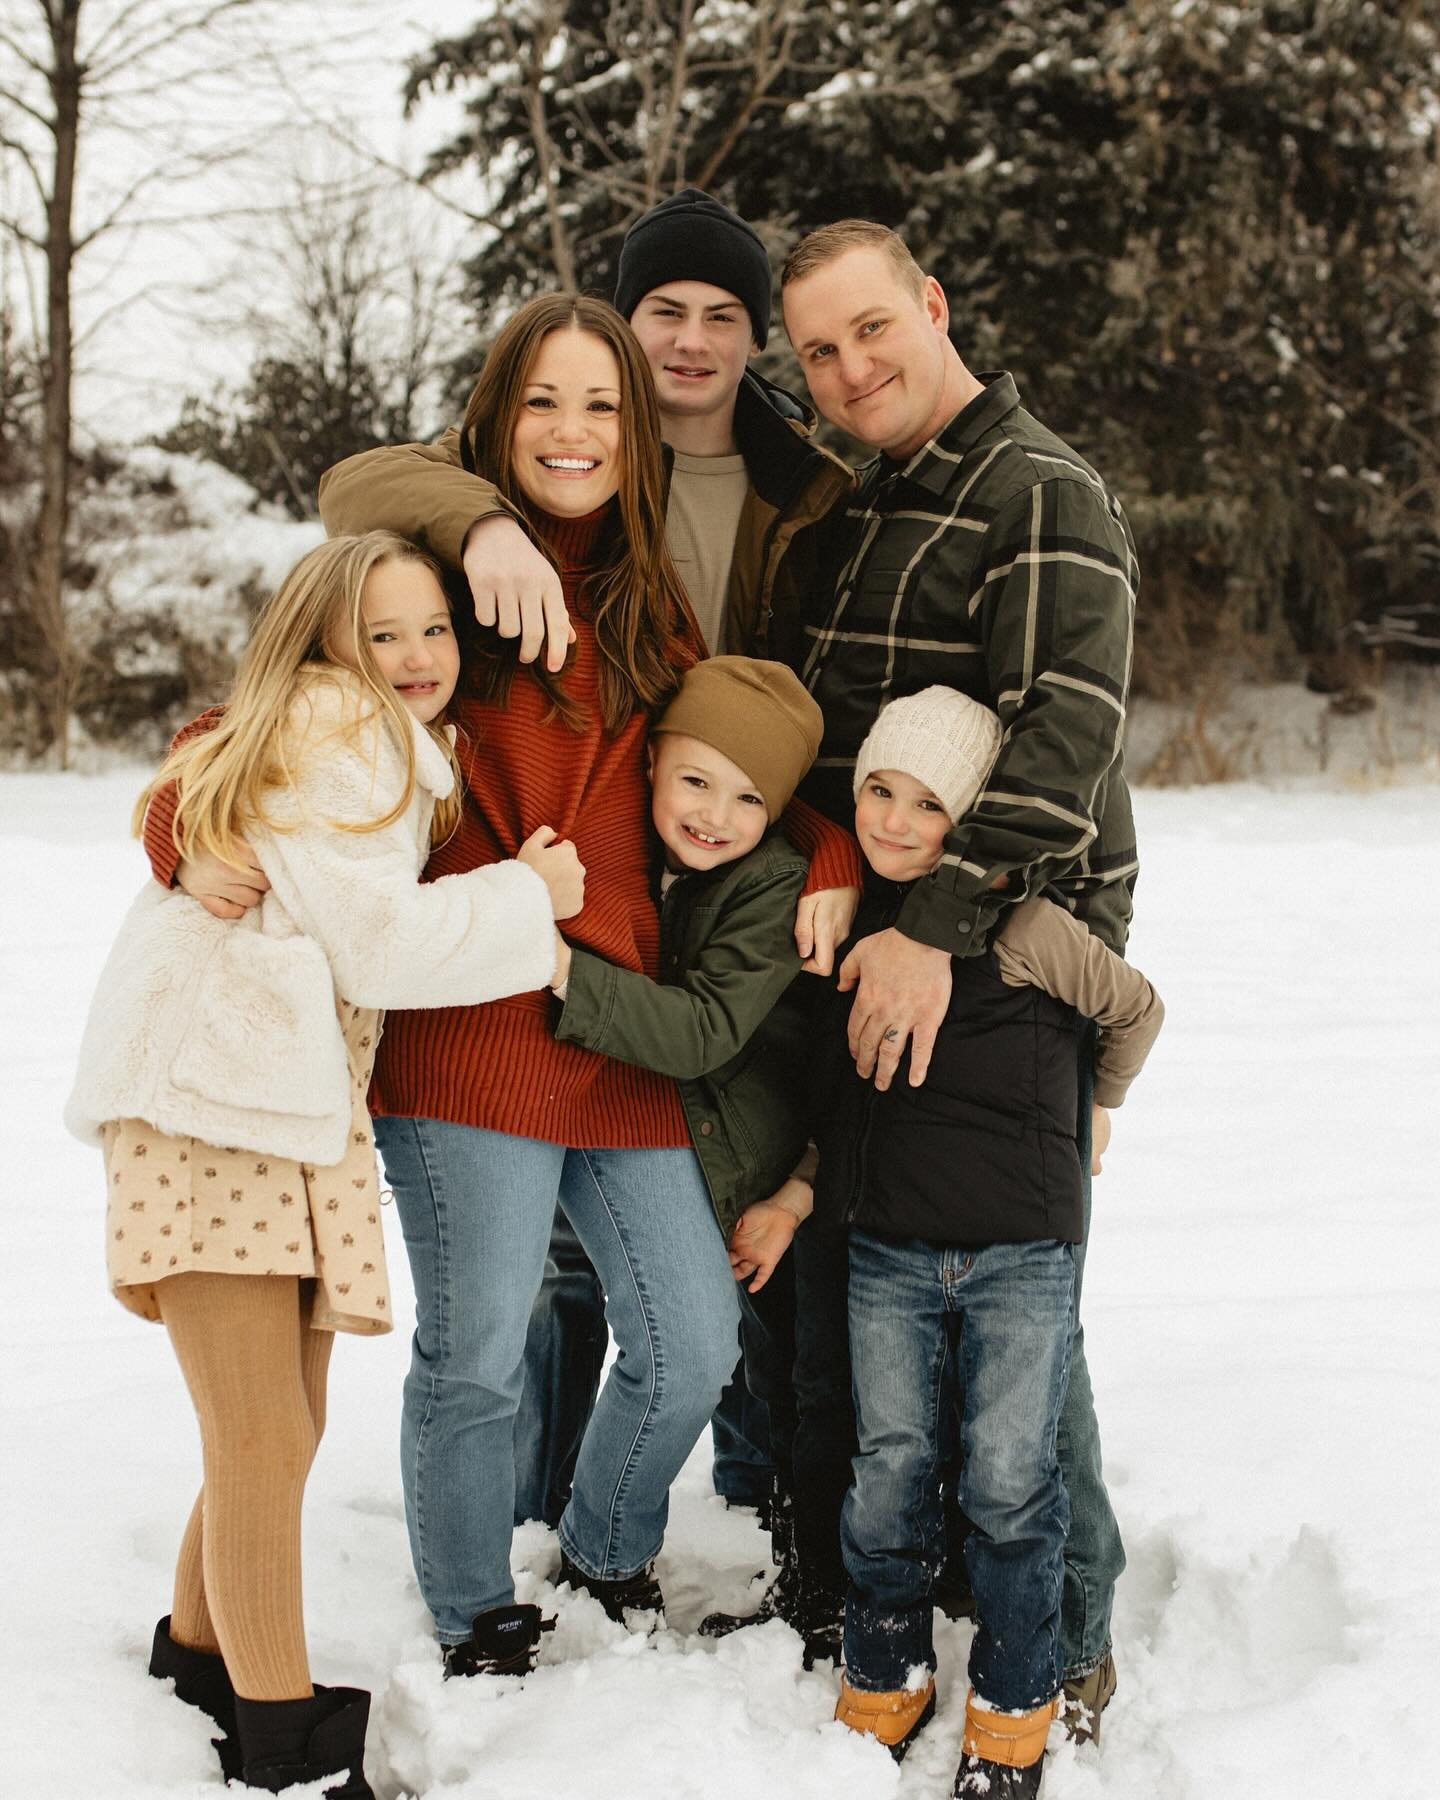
[854, 768, 952, 883]
[783, 247, 951, 458]
[335, 559, 460, 724]
[511, 327, 624, 518]
[629, 281, 755, 425]
[649, 731, 769, 872]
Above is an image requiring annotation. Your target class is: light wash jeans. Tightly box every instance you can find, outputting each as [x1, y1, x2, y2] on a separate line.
[375, 1118, 739, 1643]
[512, 1208, 607, 1527]
[511, 1212, 771, 1526]
[843, 1229, 1075, 1711]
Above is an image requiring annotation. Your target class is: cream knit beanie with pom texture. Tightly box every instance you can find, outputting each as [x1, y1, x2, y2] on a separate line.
[852, 686, 1004, 822]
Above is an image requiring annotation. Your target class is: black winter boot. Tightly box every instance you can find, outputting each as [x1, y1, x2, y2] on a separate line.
[557, 1550, 665, 1626]
[147, 1615, 240, 1779]
[953, 1752, 1045, 1797]
[699, 1553, 843, 1668]
[232, 1685, 374, 1799]
[442, 1603, 556, 1679]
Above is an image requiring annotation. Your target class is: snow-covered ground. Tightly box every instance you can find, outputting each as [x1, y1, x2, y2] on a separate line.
[3, 771, 1437, 1800]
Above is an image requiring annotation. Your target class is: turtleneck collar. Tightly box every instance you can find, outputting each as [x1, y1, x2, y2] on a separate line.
[529, 500, 616, 571]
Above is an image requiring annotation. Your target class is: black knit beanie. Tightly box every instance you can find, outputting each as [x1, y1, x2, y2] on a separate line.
[613, 188, 772, 349]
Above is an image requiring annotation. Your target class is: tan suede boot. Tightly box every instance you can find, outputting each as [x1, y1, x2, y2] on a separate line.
[834, 1673, 937, 1761]
[1061, 1650, 1117, 1744]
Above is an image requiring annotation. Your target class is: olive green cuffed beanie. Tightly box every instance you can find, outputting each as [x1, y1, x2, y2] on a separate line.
[655, 656, 823, 818]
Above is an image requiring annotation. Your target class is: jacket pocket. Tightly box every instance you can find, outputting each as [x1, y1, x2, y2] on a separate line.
[169, 928, 346, 1120]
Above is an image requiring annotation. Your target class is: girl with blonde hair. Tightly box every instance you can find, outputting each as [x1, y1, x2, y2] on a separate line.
[69, 529, 582, 1797]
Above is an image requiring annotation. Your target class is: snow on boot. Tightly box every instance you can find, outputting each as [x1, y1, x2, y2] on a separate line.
[793, 1579, 845, 1670]
[953, 1751, 1045, 1797]
[834, 1674, 937, 1762]
[147, 1615, 240, 1779]
[699, 1546, 801, 1639]
[952, 1691, 1056, 1797]
[232, 1685, 374, 1799]
[557, 1550, 665, 1626]
[441, 1603, 555, 1679]
[699, 1554, 843, 1668]
[1060, 1650, 1117, 1744]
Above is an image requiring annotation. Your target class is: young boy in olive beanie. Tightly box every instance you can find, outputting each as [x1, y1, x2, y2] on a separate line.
[550, 657, 824, 1280]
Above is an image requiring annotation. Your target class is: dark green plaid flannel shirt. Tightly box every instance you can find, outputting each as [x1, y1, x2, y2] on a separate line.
[795, 372, 1139, 956]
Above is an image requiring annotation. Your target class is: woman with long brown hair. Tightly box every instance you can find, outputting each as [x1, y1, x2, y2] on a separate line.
[344, 295, 743, 1676]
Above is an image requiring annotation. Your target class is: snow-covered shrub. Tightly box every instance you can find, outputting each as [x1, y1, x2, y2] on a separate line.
[0, 445, 320, 763]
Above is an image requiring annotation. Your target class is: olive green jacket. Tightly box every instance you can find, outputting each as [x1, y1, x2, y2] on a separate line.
[553, 830, 811, 1237]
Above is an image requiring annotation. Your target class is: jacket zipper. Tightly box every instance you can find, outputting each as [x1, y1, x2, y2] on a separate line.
[839, 887, 904, 1224]
[841, 1079, 878, 1226]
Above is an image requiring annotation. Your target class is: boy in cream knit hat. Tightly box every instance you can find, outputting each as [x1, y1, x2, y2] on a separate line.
[822, 684, 1163, 1791]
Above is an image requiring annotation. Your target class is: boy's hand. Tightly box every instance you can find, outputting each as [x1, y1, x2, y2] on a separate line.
[838, 928, 951, 1090]
[796, 885, 859, 976]
[727, 1178, 813, 1293]
[176, 841, 268, 920]
[462, 513, 576, 673]
[1090, 1102, 1112, 1176]
[516, 826, 586, 920]
[549, 932, 573, 992]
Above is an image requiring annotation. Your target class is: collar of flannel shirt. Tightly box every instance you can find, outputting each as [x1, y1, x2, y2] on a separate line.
[886, 370, 1021, 499]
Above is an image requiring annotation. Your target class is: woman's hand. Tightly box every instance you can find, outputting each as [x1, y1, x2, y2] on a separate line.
[176, 841, 269, 920]
[517, 825, 586, 920]
[795, 885, 859, 976]
[727, 1178, 813, 1293]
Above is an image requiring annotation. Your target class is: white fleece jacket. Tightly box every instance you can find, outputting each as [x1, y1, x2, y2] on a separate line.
[67, 672, 557, 1165]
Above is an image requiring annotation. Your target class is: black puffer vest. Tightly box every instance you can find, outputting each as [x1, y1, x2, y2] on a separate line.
[812, 879, 1083, 1247]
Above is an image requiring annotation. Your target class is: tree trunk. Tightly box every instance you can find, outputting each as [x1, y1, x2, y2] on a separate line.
[33, 2, 81, 768]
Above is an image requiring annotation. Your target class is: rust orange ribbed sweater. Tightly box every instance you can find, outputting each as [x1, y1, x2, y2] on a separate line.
[142, 505, 862, 1147]
[372, 504, 695, 1146]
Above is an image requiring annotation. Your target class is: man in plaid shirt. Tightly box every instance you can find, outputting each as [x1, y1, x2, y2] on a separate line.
[780, 220, 1136, 1754]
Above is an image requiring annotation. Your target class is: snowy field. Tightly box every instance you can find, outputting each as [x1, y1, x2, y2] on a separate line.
[3, 769, 1437, 1800]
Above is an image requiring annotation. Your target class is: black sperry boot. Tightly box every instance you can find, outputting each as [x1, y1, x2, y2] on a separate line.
[232, 1685, 375, 1799]
[441, 1603, 556, 1679]
[557, 1550, 665, 1625]
[147, 1615, 240, 1779]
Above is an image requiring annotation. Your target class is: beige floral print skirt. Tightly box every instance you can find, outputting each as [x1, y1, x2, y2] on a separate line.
[101, 1001, 391, 1335]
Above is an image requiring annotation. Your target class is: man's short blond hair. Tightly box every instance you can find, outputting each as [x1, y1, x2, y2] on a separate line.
[780, 220, 927, 297]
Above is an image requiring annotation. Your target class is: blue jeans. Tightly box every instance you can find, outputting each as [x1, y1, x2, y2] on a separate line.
[1060, 1034, 1127, 1677]
[512, 1208, 606, 1527]
[842, 1229, 1075, 1713]
[710, 1338, 775, 1507]
[376, 1118, 739, 1642]
[511, 1215, 774, 1525]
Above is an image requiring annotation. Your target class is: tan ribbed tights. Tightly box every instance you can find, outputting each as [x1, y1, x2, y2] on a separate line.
[155, 1272, 333, 1701]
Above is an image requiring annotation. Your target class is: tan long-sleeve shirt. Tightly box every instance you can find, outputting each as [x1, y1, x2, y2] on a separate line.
[992, 897, 1164, 1106]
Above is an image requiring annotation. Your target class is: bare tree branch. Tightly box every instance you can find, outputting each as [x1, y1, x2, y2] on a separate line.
[86, 0, 268, 85]
[0, 125, 50, 205]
